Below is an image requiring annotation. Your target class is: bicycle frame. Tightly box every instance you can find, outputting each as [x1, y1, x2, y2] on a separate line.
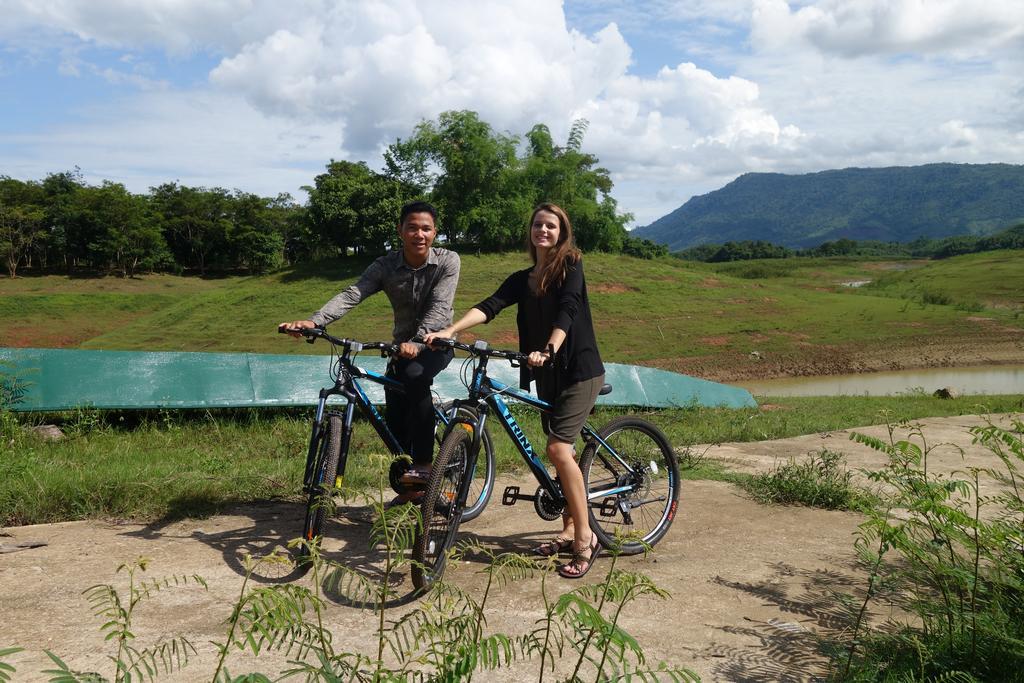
[445, 345, 641, 510]
[301, 341, 458, 494]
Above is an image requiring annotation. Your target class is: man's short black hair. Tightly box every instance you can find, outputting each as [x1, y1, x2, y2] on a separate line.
[400, 200, 437, 224]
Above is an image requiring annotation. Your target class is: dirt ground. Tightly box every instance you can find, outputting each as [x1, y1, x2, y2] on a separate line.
[655, 331, 1024, 382]
[0, 414, 1018, 682]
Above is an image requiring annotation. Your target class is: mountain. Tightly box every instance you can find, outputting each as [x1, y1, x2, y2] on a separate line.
[634, 163, 1024, 251]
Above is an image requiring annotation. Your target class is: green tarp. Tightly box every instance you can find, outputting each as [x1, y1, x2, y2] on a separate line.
[0, 347, 756, 411]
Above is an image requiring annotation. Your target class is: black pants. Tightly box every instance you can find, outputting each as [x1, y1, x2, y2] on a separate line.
[384, 347, 454, 466]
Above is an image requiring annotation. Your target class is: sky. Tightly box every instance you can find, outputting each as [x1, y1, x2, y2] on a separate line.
[1, 0, 1023, 227]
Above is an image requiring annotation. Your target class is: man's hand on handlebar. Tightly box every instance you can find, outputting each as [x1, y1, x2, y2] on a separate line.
[397, 342, 421, 359]
[278, 320, 317, 338]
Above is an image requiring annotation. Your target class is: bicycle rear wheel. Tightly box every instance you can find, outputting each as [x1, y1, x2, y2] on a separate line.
[581, 417, 679, 555]
[298, 414, 344, 567]
[411, 427, 472, 592]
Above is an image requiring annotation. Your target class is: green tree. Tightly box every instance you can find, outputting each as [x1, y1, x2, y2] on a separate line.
[38, 169, 85, 271]
[622, 235, 669, 259]
[519, 119, 630, 252]
[149, 183, 232, 274]
[0, 177, 46, 278]
[228, 191, 286, 274]
[72, 182, 168, 276]
[268, 193, 313, 265]
[709, 240, 793, 262]
[304, 160, 416, 256]
[385, 110, 521, 247]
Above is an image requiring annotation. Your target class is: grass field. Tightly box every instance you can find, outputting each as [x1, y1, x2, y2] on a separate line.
[860, 249, 1024, 310]
[3, 250, 1022, 380]
[4, 392, 1021, 527]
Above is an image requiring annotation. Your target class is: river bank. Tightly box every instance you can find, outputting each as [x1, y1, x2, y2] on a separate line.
[655, 329, 1024, 384]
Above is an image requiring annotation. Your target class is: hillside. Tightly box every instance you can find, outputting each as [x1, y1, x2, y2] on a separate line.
[634, 163, 1024, 251]
[2, 251, 1022, 382]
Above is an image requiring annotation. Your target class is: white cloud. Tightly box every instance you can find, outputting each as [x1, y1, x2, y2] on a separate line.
[751, 0, 1024, 58]
[208, 2, 634, 152]
[1, 89, 343, 198]
[938, 119, 978, 148]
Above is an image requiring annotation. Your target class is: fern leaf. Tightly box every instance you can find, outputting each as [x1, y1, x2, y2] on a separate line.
[323, 564, 380, 607]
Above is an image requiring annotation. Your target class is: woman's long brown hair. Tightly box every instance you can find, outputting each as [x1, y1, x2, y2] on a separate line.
[528, 203, 581, 296]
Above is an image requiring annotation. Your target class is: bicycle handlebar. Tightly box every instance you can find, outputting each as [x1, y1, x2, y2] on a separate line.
[278, 325, 399, 356]
[416, 335, 531, 364]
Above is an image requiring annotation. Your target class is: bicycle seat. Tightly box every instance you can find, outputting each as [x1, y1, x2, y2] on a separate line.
[599, 383, 612, 396]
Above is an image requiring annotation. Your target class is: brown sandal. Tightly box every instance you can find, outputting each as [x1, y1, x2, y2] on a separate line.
[558, 534, 601, 579]
[532, 536, 573, 557]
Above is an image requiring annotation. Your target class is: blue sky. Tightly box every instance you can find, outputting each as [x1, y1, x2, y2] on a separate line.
[2, 1, 1023, 226]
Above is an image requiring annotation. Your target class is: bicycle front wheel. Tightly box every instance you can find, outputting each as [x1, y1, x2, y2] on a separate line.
[411, 427, 472, 592]
[299, 414, 343, 565]
[581, 417, 679, 555]
[453, 407, 495, 523]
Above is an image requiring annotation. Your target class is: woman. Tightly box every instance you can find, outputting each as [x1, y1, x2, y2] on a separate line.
[424, 203, 605, 578]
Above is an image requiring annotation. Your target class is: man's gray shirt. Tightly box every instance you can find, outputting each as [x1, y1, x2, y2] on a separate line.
[310, 247, 460, 344]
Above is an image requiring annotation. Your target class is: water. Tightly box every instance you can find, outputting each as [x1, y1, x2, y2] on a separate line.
[739, 365, 1024, 397]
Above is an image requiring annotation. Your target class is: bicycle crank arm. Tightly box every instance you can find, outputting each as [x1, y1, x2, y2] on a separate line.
[501, 485, 537, 506]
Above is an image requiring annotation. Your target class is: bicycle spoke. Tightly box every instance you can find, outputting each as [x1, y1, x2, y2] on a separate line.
[582, 417, 679, 555]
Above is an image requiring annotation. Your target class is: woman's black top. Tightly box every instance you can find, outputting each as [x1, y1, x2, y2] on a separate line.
[473, 257, 604, 392]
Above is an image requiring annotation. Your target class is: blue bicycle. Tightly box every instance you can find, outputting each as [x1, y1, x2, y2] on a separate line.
[279, 327, 495, 572]
[411, 338, 679, 591]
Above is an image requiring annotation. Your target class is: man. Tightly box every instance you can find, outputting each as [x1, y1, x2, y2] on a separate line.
[279, 200, 459, 502]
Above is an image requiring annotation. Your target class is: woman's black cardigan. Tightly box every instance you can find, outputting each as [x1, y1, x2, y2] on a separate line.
[473, 258, 604, 391]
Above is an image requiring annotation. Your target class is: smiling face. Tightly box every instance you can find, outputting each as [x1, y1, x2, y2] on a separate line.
[530, 209, 562, 252]
[399, 211, 437, 266]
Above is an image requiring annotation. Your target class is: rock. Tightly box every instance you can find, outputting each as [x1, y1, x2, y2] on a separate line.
[933, 387, 960, 400]
[29, 424, 65, 441]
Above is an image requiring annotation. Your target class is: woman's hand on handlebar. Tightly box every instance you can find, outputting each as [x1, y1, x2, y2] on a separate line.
[278, 320, 317, 338]
[422, 328, 455, 348]
[526, 349, 552, 368]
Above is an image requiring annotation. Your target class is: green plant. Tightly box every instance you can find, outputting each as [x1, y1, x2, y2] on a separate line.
[831, 416, 1024, 681]
[64, 405, 108, 436]
[0, 647, 23, 682]
[954, 299, 984, 313]
[742, 448, 876, 511]
[544, 540, 700, 682]
[210, 550, 327, 681]
[677, 443, 710, 471]
[0, 362, 27, 443]
[920, 289, 953, 306]
[41, 557, 207, 682]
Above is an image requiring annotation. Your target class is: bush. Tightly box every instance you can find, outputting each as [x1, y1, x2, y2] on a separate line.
[921, 289, 953, 306]
[834, 417, 1024, 681]
[709, 259, 796, 279]
[742, 448, 875, 511]
[622, 235, 668, 259]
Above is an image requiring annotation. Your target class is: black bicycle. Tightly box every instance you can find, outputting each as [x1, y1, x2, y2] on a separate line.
[279, 327, 496, 571]
[411, 338, 679, 591]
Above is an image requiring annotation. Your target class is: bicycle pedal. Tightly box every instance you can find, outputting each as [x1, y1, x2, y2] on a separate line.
[599, 498, 619, 518]
[502, 486, 521, 506]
